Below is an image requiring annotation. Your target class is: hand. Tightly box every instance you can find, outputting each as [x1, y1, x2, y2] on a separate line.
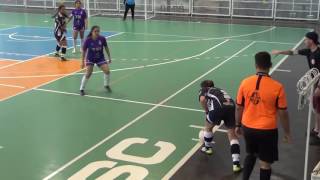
[271, 50, 281, 55]
[235, 127, 242, 137]
[81, 62, 85, 69]
[283, 134, 292, 144]
[108, 59, 112, 64]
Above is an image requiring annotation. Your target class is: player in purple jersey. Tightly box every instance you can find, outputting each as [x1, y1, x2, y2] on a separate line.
[53, 4, 69, 61]
[68, 0, 88, 53]
[80, 26, 112, 96]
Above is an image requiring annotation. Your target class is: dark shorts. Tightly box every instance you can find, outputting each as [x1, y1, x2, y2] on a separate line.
[73, 26, 85, 31]
[86, 59, 108, 66]
[243, 126, 279, 163]
[206, 105, 235, 129]
[54, 30, 66, 42]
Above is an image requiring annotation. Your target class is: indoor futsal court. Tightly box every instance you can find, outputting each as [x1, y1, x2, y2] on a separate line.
[0, 0, 320, 180]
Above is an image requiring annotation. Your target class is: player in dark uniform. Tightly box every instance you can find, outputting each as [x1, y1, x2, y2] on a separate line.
[272, 31, 320, 145]
[68, 0, 87, 53]
[53, 4, 69, 61]
[199, 80, 242, 173]
[80, 25, 112, 96]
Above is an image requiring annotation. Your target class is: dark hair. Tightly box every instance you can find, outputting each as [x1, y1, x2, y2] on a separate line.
[200, 80, 214, 89]
[52, 4, 68, 18]
[75, 0, 81, 5]
[87, 25, 100, 38]
[255, 51, 272, 70]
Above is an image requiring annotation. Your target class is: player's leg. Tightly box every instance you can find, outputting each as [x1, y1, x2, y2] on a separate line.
[224, 105, 241, 172]
[60, 38, 67, 61]
[201, 119, 215, 155]
[257, 129, 278, 180]
[72, 29, 79, 53]
[54, 32, 61, 57]
[259, 160, 272, 180]
[99, 63, 112, 92]
[242, 127, 258, 180]
[79, 29, 85, 52]
[80, 64, 94, 96]
[131, 5, 135, 20]
[123, 4, 129, 20]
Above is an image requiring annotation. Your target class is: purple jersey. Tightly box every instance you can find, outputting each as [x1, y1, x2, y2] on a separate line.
[83, 36, 108, 64]
[71, 8, 87, 29]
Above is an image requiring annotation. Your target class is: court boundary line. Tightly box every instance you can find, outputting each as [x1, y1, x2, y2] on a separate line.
[42, 41, 255, 180]
[161, 36, 305, 179]
[0, 83, 25, 89]
[34, 88, 204, 113]
[0, 25, 278, 44]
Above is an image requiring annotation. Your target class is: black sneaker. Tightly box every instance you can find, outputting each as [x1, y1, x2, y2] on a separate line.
[80, 90, 85, 96]
[310, 129, 319, 137]
[105, 86, 112, 92]
[310, 137, 320, 146]
[60, 57, 67, 61]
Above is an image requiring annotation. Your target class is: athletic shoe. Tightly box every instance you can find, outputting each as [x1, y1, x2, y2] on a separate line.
[201, 146, 213, 155]
[72, 48, 76, 53]
[105, 85, 112, 92]
[310, 129, 319, 137]
[310, 136, 320, 146]
[233, 164, 242, 173]
[60, 57, 67, 61]
[80, 90, 85, 96]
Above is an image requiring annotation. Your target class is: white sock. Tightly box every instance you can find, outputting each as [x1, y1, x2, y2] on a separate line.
[80, 76, 89, 90]
[204, 131, 213, 148]
[104, 73, 110, 87]
[80, 39, 84, 49]
[73, 39, 77, 49]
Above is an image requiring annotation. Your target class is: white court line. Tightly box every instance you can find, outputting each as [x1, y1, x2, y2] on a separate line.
[0, 40, 230, 79]
[35, 88, 204, 113]
[0, 26, 19, 32]
[0, 83, 25, 89]
[0, 51, 38, 57]
[162, 123, 223, 180]
[163, 37, 305, 179]
[274, 69, 292, 73]
[109, 27, 276, 43]
[0, 61, 26, 70]
[0, 58, 20, 62]
[189, 125, 228, 133]
[42, 41, 255, 180]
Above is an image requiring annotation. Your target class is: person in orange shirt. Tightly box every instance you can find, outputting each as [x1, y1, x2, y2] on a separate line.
[235, 51, 291, 180]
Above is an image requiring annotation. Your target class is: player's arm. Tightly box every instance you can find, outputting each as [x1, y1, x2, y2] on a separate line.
[104, 40, 112, 63]
[277, 86, 292, 143]
[199, 96, 209, 114]
[278, 109, 291, 141]
[81, 40, 87, 68]
[84, 10, 88, 30]
[272, 48, 309, 56]
[271, 49, 294, 55]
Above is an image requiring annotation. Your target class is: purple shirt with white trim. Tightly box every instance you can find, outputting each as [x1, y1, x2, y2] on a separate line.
[83, 36, 107, 62]
[71, 8, 87, 29]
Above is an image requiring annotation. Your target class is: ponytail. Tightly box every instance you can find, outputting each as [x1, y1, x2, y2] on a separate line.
[52, 4, 67, 18]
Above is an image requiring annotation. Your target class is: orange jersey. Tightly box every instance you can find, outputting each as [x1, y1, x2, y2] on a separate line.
[236, 72, 287, 130]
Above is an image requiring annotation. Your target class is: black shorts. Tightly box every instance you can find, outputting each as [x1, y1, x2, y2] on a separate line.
[243, 126, 279, 163]
[54, 29, 66, 42]
[206, 105, 235, 129]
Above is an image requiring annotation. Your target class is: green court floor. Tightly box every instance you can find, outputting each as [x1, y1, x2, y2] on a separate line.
[0, 11, 310, 180]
